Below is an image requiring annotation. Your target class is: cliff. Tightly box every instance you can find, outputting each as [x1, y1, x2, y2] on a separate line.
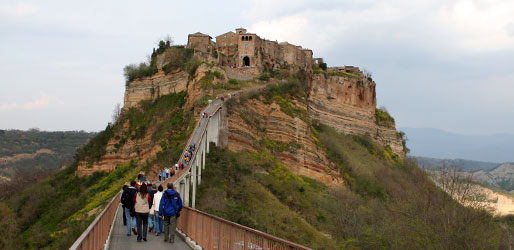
[226, 98, 343, 186]
[77, 64, 405, 184]
[308, 72, 405, 156]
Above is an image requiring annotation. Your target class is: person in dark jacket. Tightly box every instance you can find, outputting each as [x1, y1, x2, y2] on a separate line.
[159, 183, 183, 243]
[121, 180, 138, 236]
[122, 183, 128, 226]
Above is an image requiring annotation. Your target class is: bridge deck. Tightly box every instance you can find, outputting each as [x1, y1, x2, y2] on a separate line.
[108, 204, 191, 250]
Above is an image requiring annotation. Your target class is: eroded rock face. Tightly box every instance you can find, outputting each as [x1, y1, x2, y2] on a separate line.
[78, 66, 404, 181]
[123, 71, 189, 110]
[75, 122, 163, 177]
[76, 65, 223, 177]
[308, 73, 404, 156]
[227, 99, 343, 186]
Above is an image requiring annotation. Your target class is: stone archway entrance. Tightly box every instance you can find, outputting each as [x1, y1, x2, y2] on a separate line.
[243, 56, 250, 67]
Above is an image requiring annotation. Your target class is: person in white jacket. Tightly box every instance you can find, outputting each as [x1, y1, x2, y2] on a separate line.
[152, 185, 164, 236]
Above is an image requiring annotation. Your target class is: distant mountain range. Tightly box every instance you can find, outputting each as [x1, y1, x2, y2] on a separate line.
[414, 156, 499, 171]
[400, 127, 514, 163]
[471, 163, 514, 191]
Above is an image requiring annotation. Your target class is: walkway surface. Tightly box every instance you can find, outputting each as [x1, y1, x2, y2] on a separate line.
[108, 204, 191, 250]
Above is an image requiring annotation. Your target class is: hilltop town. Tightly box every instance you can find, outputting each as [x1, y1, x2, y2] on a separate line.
[78, 28, 405, 183]
[187, 28, 317, 71]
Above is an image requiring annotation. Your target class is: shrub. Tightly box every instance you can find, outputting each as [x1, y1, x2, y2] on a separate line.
[375, 108, 395, 128]
[313, 69, 324, 74]
[212, 70, 223, 79]
[259, 73, 271, 81]
[200, 71, 215, 89]
[123, 62, 158, 83]
[319, 62, 327, 70]
[185, 59, 203, 77]
[328, 71, 357, 78]
[162, 46, 194, 74]
[228, 79, 239, 85]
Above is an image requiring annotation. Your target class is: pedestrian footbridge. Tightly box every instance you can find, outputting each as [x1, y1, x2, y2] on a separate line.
[70, 96, 311, 250]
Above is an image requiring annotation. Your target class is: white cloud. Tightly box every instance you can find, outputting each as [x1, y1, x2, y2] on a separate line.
[248, 0, 514, 56]
[0, 2, 39, 19]
[0, 103, 18, 110]
[0, 93, 64, 111]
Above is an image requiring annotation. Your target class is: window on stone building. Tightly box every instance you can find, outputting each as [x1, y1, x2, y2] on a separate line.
[243, 56, 250, 66]
[245, 44, 248, 48]
[249, 36, 252, 41]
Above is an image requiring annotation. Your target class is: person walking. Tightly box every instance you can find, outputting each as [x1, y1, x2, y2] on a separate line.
[121, 181, 138, 236]
[122, 183, 128, 226]
[159, 183, 183, 243]
[148, 184, 156, 233]
[152, 185, 164, 236]
[133, 183, 152, 242]
[165, 167, 170, 179]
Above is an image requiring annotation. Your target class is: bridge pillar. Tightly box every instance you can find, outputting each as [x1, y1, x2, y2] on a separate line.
[213, 110, 220, 146]
[202, 150, 206, 170]
[191, 162, 197, 209]
[184, 174, 190, 206]
[205, 129, 210, 154]
[197, 154, 202, 185]
[179, 180, 185, 200]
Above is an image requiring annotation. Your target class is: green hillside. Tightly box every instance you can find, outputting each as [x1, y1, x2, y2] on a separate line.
[0, 92, 192, 249]
[0, 130, 96, 199]
[196, 79, 509, 249]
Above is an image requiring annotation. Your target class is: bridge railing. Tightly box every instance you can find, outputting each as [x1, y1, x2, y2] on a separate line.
[177, 206, 312, 250]
[161, 99, 223, 197]
[70, 191, 121, 250]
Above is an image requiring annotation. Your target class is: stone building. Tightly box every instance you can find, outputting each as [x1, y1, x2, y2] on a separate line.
[187, 28, 319, 72]
[187, 32, 214, 59]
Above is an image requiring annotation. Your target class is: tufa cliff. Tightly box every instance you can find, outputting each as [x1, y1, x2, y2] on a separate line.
[309, 71, 404, 156]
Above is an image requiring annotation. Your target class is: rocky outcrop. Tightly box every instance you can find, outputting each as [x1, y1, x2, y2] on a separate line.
[227, 99, 343, 186]
[76, 123, 163, 177]
[123, 71, 189, 110]
[76, 63, 226, 177]
[308, 73, 404, 156]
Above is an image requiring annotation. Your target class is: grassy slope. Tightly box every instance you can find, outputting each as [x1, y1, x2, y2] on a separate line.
[197, 147, 338, 249]
[0, 91, 192, 249]
[196, 77, 508, 249]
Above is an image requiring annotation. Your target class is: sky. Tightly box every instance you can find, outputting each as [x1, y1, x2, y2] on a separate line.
[1, 0, 513, 135]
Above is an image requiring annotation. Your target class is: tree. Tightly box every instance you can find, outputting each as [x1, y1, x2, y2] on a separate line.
[434, 164, 491, 212]
[164, 34, 174, 47]
[363, 69, 373, 81]
[319, 62, 327, 71]
[111, 103, 122, 124]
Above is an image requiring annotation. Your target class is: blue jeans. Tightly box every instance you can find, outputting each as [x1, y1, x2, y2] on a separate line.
[154, 212, 164, 233]
[124, 207, 136, 235]
[149, 212, 154, 228]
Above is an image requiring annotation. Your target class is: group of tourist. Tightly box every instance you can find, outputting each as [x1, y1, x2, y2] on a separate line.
[121, 180, 183, 243]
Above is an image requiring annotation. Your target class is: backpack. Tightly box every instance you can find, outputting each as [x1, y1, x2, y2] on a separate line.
[121, 190, 130, 207]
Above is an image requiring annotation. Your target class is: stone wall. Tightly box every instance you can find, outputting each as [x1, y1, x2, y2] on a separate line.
[222, 66, 260, 81]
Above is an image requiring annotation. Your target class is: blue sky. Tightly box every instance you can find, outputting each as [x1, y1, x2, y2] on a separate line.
[1, 0, 513, 135]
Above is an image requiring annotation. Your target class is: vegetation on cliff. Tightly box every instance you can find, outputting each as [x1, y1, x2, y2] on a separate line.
[375, 107, 395, 127]
[196, 75, 510, 249]
[0, 91, 192, 249]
